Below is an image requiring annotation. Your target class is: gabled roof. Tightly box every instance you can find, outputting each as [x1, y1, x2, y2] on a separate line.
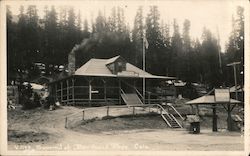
[186, 95, 242, 105]
[229, 85, 244, 93]
[74, 56, 175, 79]
[105, 55, 121, 65]
[75, 58, 114, 77]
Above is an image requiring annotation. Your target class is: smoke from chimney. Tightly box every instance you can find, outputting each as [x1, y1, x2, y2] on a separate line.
[68, 32, 123, 74]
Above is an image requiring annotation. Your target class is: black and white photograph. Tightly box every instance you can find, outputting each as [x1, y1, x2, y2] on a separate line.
[0, 0, 249, 155]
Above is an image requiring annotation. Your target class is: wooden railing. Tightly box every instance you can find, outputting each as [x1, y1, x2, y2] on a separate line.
[65, 103, 184, 129]
[166, 103, 184, 120]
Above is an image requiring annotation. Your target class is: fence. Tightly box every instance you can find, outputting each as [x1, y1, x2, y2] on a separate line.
[65, 104, 163, 128]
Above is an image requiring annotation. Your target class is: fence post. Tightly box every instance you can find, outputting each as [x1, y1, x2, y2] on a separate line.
[133, 106, 135, 115]
[82, 110, 85, 120]
[65, 117, 68, 129]
[107, 106, 109, 116]
[148, 92, 151, 105]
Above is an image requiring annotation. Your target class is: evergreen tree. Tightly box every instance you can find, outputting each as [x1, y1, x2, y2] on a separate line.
[108, 7, 117, 32]
[171, 19, 183, 78]
[83, 18, 90, 38]
[26, 5, 40, 66]
[200, 27, 221, 87]
[64, 8, 80, 63]
[7, 6, 19, 82]
[132, 6, 144, 67]
[145, 6, 165, 75]
[116, 6, 126, 33]
[16, 5, 28, 69]
[162, 23, 172, 76]
[225, 6, 244, 86]
[76, 10, 83, 42]
[182, 19, 192, 81]
[43, 6, 59, 69]
[95, 11, 107, 33]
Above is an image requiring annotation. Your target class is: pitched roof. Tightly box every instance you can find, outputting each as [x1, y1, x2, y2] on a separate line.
[105, 55, 121, 65]
[229, 85, 244, 93]
[74, 56, 175, 79]
[186, 95, 242, 105]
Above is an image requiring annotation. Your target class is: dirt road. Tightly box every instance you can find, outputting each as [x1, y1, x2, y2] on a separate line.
[7, 106, 244, 151]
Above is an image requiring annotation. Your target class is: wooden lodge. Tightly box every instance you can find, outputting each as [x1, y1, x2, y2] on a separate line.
[49, 56, 175, 106]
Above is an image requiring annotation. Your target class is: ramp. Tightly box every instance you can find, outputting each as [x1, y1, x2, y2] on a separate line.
[121, 91, 143, 106]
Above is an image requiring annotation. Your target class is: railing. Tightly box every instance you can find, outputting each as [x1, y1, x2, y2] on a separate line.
[134, 87, 143, 99]
[65, 104, 157, 128]
[167, 103, 184, 120]
[170, 114, 183, 128]
[65, 103, 184, 129]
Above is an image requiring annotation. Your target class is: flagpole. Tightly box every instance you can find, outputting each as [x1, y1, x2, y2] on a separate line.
[142, 36, 145, 104]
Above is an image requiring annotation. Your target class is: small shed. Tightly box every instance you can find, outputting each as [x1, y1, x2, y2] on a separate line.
[186, 89, 242, 131]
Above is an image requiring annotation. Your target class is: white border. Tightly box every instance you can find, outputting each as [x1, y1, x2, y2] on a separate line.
[0, 0, 249, 156]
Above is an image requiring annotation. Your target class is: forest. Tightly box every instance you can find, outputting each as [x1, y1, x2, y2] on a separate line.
[7, 5, 244, 88]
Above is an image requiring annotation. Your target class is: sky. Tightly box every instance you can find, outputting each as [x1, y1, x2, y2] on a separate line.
[7, 0, 245, 52]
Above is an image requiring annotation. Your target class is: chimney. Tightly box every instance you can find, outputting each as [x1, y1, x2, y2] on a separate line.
[68, 50, 75, 75]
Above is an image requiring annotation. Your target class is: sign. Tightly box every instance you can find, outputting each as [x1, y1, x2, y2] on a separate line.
[91, 90, 99, 94]
[117, 71, 139, 77]
[214, 89, 230, 103]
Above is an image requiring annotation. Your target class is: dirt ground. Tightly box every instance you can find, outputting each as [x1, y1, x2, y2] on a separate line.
[7, 106, 244, 151]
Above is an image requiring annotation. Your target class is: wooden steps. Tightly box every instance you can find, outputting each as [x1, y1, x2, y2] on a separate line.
[161, 112, 182, 128]
[121, 87, 182, 129]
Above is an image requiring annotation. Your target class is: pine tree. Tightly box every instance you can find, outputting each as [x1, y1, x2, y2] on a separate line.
[108, 7, 117, 32]
[225, 6, 244, 86]
[95, 11, 106, 33]
[171, 19, 183, 78]
[43, 6, 59, 69]
[182, 19, 192, 81]
[162, 23, 172, 76]
[145, 6, 165, 75]
[132, 6, 144, 67]
[83, 18, 90, 38]
[200, 27, 221, 87]
[117, 6, 126, 33]
[7, 6, 19, 82]
[25, 5, 40, 72]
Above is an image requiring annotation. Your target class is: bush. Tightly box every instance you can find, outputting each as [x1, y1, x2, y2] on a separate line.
[20, 83, 42, 110]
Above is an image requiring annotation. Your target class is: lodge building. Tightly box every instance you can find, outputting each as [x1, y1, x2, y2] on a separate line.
[49, 55, 175, 106]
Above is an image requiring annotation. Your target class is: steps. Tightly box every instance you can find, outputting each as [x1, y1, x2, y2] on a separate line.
[161, 112, 182, 128]
[120, 85, 183, 129]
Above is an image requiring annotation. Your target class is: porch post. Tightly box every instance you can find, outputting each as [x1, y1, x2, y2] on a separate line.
[66, 79, 69, 105]
[148, 92, 151, 105]
[118, 79, 121, 105]
[103, 79, 107, 103]
[60, 81, 63, 104]
[55, 83, 57, 101]
[227, 104, 233, 131]
[72, 78, 75, 106]
[88, 79, 92, 107]
[212, 104, 218, 132]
